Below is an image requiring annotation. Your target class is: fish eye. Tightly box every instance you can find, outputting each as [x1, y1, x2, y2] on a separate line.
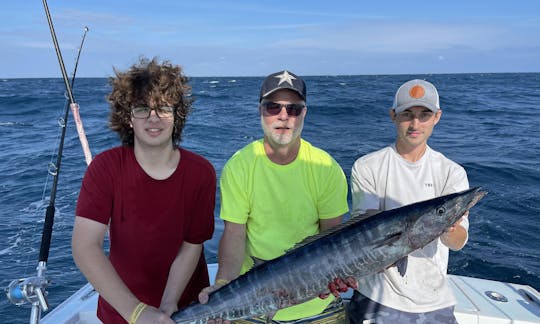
[437, 207, 446, 215]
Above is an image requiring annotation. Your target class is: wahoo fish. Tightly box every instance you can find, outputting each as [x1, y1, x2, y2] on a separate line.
[172, 187, 487, 323]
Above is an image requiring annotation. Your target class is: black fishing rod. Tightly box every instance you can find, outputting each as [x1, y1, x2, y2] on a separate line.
[39, 25, 89, 265]
[5, 2, 89, 321]
[42, 0, 76, 104]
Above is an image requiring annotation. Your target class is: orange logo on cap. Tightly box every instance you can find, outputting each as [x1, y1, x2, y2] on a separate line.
[409, 85, 425, 99]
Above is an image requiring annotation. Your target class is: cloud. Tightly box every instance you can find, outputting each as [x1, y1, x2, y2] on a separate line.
[266, 20, 538, 54]
[3, 2, 539, 77]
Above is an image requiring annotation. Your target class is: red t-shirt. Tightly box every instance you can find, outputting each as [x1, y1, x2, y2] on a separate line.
[76, 146, 215, 323]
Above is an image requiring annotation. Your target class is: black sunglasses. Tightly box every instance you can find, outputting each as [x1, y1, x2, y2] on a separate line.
[261, 102, 305, 116]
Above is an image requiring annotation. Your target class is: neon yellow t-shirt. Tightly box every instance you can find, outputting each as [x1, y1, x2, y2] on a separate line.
[220, 139, 349, 320]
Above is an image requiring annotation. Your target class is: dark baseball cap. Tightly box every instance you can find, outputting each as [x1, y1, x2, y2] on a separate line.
[259, 70, 306, 102]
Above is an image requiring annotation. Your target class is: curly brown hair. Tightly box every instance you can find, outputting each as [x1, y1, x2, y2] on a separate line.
[107, 57, 193, 146]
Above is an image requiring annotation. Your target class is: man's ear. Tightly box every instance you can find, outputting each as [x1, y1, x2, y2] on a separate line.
[434, 109, 443, 125]
[389, 109, 397, 121]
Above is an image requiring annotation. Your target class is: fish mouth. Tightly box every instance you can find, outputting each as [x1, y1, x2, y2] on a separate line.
[449, 187, 488, 226]
[466, 187, 488, 209]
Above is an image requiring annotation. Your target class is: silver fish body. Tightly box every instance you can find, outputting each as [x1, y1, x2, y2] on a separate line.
[172, 187, 486, 323]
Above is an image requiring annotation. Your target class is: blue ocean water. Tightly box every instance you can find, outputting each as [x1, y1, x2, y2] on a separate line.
[0, 74, 539, 323]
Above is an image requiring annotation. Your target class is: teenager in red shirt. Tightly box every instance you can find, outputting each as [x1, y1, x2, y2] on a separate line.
[72, 57, 215, 324]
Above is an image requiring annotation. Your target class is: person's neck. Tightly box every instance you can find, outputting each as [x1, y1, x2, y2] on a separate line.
[264, 138, 301, 165]
[395, 141, 427, 162]
[134, 143, 179, 179]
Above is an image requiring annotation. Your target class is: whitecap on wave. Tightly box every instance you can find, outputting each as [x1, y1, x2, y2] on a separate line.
[0, 121, 33, 127]
[0, 234, 22, 256]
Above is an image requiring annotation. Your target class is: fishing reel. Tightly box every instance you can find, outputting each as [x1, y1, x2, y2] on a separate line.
[5, 276, 50, 311]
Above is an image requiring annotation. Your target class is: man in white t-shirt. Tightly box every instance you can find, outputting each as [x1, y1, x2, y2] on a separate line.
[346, 79, 469, 323]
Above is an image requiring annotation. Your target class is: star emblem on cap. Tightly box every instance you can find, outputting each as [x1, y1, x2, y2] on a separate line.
[274, 70, 296, 86]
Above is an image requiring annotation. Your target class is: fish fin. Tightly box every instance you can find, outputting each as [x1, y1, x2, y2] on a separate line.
[284, 213, 375, 253]
[395, 257, 408, 276]
[251, 256, 267, 267]
[373, 232, 402, 248]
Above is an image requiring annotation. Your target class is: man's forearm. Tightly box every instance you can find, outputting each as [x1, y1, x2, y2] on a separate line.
[216, 222, 246, 281]
[73, 243, 139, 321]
[160, 242, 203, 314]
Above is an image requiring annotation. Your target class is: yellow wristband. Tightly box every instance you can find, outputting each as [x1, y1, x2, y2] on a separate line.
[215, 278, 230, 286]
[129, 302, 147, 324]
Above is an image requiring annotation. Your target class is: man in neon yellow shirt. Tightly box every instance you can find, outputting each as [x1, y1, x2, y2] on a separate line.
[199, 70, 349, 323]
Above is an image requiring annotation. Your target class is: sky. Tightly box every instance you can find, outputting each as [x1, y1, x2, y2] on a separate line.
[1, 1, 539, 78]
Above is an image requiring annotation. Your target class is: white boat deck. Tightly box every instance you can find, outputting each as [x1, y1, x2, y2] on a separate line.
[41, 264, 540, 324]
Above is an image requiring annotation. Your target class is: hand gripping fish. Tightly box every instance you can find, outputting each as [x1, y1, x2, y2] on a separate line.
[172, 187, 487, 323]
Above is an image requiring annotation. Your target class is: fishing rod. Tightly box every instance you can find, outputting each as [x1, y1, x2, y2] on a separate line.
[5, 2, 90, 322]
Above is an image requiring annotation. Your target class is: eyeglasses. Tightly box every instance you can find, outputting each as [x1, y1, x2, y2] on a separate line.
[396, 110, 435, 123]
[261, 102, 305, 117]
[131, 106, 175, 119]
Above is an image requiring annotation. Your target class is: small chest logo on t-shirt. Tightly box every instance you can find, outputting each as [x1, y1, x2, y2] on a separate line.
[424, 183, 433, 188]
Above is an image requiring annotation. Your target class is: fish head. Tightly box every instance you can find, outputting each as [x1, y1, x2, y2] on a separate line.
[406, 187, 487, 250]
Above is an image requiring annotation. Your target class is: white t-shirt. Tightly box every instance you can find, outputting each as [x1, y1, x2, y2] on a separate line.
[350, 144, 469, 313]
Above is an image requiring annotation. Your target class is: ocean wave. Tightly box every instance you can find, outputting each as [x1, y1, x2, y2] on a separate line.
[0, 121, 33, 127]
